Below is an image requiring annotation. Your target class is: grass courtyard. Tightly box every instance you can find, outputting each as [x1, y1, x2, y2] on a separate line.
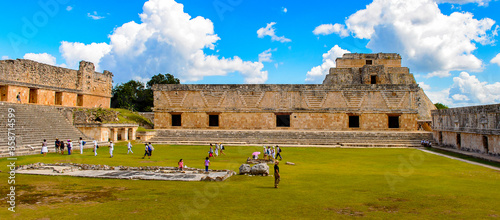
[0, 143, 499, 219]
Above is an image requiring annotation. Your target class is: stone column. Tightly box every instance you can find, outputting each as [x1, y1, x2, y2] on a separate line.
[129, 127, 137, 140]
[111, 128, 118, 141]
[122, 128, 129, 141]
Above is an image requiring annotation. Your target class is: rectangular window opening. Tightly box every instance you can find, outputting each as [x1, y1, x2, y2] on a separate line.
[209, 114, 219, 127]
[171, 114, 182, 127]
[371, 75, 377, 84]
[76, 94, 83, 106]
[276, 114, 290, 127]
[0, 86, 7, 102]
[366, 60, 373, 65]
[483, 136, 489, 153]
[388, 116, 400, 128]
[349, 115, 360, 128]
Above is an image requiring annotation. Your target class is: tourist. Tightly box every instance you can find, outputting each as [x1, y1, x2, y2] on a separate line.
[93, 140, 98, 156]
[219, 143, 226, 155]
[209, 144, 214, 158]
[148, 142, 154, 156]
[274, 160, 280, 188]
[41, 139, 48, 156]
[79, 137, 84, 154]
[275, 145, 282, 160]
[214, 143, 219, 157]
[142, 143, 151, 159]
[109, 141, 114, 158]
[271, 146, 275, 160]
[60, 141, 65, 155]
[204, 157, 210, 172]
[16, 92, 21, 103]
[263, 146, 267, 159]
[127, 141, 133, 154]
[178, 159, 184, 171]
[54, 138, 60, 154]
[67, 140, 72, 155]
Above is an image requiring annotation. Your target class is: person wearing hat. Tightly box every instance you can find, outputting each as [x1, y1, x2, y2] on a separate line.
[274, 160, 280, 188]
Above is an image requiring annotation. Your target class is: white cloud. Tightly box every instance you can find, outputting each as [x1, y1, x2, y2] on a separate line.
[313, 24, 349, 37]
[87, 11, 105, 20]
[435, 0, 492, 6]
[418, 81, 431, 91]
[66, 6, 73, 11]
[60, 41, 112, 71]
[1, 56, 9, 60]
[305, 45, 350, 83]
[282, 7, 288, 13]
[257, 22, 291, 43]
[491, 53, 500, 66]
[448, 72, 500, 105]
[323, 0, 497, 77]
[425, 71, 451, 78]
[426, 88, 453, 106]
[61, 0, 267, 84]
[258, 48, 276, 63]
[23, 53, 57, 66]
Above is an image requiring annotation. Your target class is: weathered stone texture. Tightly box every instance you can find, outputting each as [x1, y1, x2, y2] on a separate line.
[0, 59, 112, 108]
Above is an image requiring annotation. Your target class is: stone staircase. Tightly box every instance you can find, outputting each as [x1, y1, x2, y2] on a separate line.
[0, 102, 91, 157]
[149, 129, 433, 147]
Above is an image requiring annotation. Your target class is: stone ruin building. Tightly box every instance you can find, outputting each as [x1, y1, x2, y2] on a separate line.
[0, 59, 113, 108]
[152, 53, 436, 132]
[432, 104, 500, 156]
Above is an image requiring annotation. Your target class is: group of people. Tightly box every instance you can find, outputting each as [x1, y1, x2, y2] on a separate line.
[46, 138, 126, 158]
[262, 145, 282, 160]
[421, 140, 432, 147]
[208, 143, 225, 158]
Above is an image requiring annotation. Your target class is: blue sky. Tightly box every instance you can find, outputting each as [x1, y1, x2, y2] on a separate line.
[1, 0, 499, 107]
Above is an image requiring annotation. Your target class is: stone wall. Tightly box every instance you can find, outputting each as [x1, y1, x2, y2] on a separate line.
[432, 104, 500, 156]
[0, 59, 113, 108]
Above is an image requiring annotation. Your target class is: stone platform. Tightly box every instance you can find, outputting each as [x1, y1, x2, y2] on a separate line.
[16, 163, 235, 182]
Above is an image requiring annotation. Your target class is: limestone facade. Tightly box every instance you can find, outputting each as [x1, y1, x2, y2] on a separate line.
[75, 124, 138, 142]
[432, 104, 500, 156]
[0, 59, 113, 108]
[153, 53, 435, 131]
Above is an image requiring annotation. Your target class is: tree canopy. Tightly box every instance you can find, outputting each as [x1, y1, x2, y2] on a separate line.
[111, 73, 180, 112]
[434, 103, 449, 109]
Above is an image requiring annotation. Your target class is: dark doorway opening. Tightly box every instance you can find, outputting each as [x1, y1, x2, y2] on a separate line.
[171, 114, 181, 127]
[0, 86, 7, 101]
[349, 115, 360, 128]
[438, 132, 443, 144]
[276, 114, 290, 127]
[55, 92, 62, 105]
[371, 75, 377, 84]
[29, 88, 38, 104]
[209, 114, 219, 127]
[388, 116, 400, 128]
[77, 94, 83, 106]
[483, 136, 489, 154]
[456, 133, 461, 149]
[366, 60, 373, 65]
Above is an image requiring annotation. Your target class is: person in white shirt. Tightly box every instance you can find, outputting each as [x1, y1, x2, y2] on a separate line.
[109, 141, 114, 158]
[127, 141, 133, 154]
[79, 137, 84, 154]
[93, 140, 98, 156]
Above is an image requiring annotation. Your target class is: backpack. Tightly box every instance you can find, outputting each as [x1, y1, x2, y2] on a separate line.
[83, 141, 86, 145]
[279, 148, 282, 153]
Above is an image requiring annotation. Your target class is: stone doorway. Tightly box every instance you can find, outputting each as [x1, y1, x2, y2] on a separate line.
[438, 132, 443, 144]
[349, 115, 360, 128]
[456, 133, 461, 150]
[55, 92, 62, 105]
[29, 88, 38, 104]
[388, 116, 400, 128]
[0, 85, 7, 101]
[483, 136, 489, 154]
[76, 94, 83, 106]
[276, 114, 291, 127]
[171, 114, 181, 127]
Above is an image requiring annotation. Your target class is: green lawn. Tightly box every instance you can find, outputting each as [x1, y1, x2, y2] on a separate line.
[0, 143, 499, 219]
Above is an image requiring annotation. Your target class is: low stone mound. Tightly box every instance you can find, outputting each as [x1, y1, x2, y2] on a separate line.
[246, 158, 275, 164]
[16, 162, 236, 182]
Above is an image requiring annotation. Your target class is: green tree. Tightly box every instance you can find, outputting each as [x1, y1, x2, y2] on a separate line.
[111, 73, 180, 112]
[434, 103, 449, 109]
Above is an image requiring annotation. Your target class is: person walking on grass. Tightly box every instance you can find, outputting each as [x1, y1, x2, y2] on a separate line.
[93, 140, 98, 156]
[204, 157, 210, 172]
[41, 139, 48, 156]
[148, 142, 154, 156]
[209, 144, 214, 158]
[219, 143, 226, 155]
[60, 141, 65, 155]
[127, 141, 133, 154]
[142, 143, 151, 159]
[109, 141, 114, 158]
[178, 159, 184, 171]
[79, 137, 85, 154]
[275, 145, 282, 160]
[274, 160, 280, 188]
[55, 138, 60, 154]
[67, 140, 72, 155]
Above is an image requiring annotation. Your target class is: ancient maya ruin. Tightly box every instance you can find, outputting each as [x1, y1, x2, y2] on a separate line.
[0, 53, 499, 178]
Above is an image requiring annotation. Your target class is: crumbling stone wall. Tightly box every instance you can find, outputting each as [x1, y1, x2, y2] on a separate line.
[432, 104, 500, 156]
[0, 59, 112, 108]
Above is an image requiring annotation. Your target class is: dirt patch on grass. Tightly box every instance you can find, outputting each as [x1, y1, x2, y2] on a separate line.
[325, 207, 364, 217]
[378, 197, 408, 202]
[365, 203, 399, 213]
